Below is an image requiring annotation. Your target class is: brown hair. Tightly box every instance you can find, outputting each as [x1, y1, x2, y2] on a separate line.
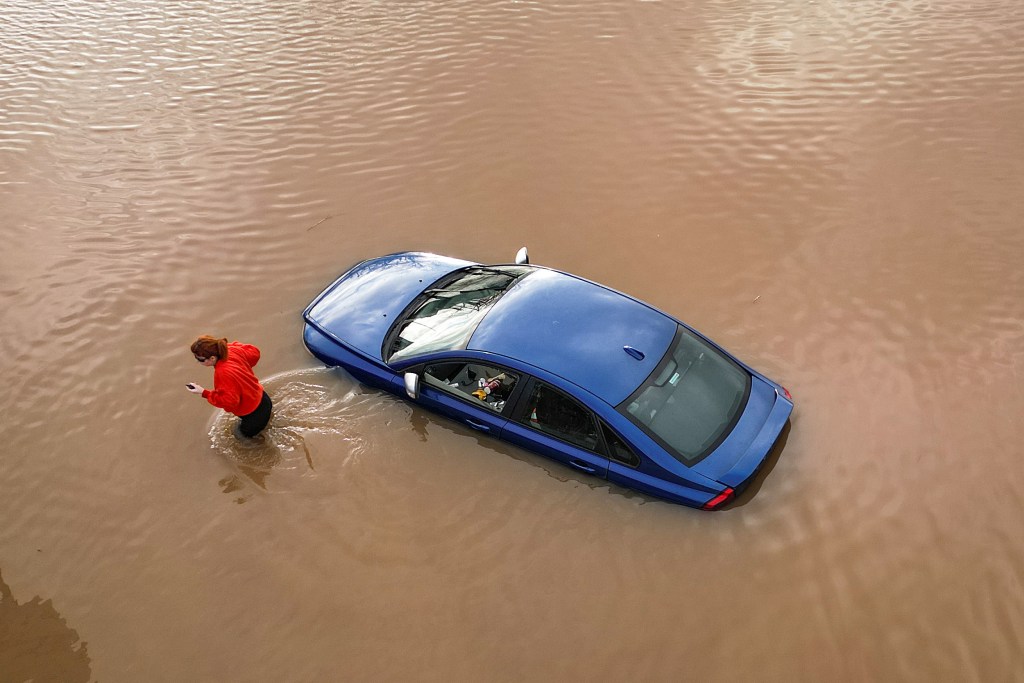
[190, 336, 228, 361]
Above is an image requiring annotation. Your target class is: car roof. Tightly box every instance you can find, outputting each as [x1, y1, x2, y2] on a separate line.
[467, 268, 678, 406]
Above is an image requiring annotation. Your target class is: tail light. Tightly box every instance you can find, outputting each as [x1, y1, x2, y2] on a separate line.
[781, 385, 792, 400]
[702, 487, 735, 510]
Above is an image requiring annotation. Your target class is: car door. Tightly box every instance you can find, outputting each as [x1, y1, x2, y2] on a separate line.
[398, 359, 522, 437]
[501, 379, 610, 478]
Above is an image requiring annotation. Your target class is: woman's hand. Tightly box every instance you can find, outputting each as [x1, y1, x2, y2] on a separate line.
[186, 383, 205, 394]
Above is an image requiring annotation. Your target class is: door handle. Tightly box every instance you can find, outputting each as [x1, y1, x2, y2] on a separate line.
[569, 459, 597, 474]
[464, 419, 490, 432]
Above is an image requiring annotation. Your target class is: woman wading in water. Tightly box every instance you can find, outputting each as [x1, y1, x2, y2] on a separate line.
[186, 336, 273, 438]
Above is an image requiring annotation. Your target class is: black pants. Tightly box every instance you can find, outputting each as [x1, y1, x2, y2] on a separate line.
[238, 391, 272, 437]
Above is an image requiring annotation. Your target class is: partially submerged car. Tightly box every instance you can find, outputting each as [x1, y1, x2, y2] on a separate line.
[302, 249, 792, 509]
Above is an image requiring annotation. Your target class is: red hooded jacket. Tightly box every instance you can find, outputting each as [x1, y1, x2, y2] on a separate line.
[202, 342, 265, 416]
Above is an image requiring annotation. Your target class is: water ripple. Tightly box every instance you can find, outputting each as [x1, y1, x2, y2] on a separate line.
[2, 0, 1023, 679]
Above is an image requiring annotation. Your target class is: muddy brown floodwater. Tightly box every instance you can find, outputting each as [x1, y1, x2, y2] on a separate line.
[2, 0, 1023, 680]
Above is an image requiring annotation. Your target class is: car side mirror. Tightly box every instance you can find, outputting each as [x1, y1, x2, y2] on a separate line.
[404, 372, 420, 400]
[514, 246, 529, 265]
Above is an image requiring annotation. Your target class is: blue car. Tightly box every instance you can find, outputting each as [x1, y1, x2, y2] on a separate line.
[302, 250, 793, 510]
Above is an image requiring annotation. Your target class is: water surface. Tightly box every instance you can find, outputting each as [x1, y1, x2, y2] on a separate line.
[2, 0, 1023, 680]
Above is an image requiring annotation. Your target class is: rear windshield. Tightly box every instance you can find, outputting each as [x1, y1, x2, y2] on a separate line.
[619, 326, 750, 465]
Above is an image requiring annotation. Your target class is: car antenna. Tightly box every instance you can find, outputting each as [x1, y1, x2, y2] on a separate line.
[623, 346, 645, 361]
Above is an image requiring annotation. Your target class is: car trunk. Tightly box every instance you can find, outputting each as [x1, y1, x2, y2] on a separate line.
[691, 376, 792, 488]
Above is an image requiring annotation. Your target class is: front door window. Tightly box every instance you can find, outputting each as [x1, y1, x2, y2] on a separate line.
[423, 361, 518, 413]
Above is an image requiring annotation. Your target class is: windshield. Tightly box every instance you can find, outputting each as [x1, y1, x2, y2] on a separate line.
[385, 266, 532, 363]
[619, 326, 750, 465]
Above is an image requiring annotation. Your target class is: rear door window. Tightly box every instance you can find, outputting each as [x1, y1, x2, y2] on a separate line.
[518, 381, 600, 452]
[602, 423, 640, 467]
